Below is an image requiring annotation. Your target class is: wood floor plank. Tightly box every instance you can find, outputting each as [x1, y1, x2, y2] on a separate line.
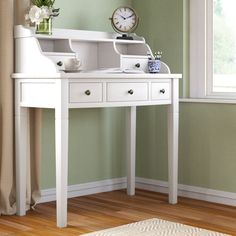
[0, 190, 236, 235]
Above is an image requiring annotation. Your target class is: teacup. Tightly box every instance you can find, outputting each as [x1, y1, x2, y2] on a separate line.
[64, 58, 82, 71]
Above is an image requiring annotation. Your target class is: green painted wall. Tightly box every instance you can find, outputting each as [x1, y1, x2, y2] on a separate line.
[134, 0, 236, 192]
[133, 0, 183, 74]
[41, 0, 131, 189]
[53, 0, 131, 31]
[41, 0, 236, 193]
[133, 0, 183, 184]
[179, 103, 236, 192]
[41, 108, 127, 188]
[137, 104, 236, 192]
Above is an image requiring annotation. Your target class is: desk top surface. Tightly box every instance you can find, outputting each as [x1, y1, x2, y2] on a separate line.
[12, 72, 182, 79]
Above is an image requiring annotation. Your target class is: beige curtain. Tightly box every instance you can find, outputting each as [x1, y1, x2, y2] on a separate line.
[0, 0, 41, 215]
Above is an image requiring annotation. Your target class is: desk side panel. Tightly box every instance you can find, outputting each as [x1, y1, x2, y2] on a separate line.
[15, 38, 57, 74]
[19, 81, 56, 108]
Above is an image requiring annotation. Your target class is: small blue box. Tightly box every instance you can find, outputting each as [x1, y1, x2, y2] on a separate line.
[148, 60, 161, 73]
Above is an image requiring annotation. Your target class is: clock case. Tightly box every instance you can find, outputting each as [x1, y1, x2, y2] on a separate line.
[110, 6, 139, 40]
[14, 25, 170, 74]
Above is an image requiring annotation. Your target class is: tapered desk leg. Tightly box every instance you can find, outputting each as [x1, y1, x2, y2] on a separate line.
[126, 106, 136, 196]
[55, 80, 69, 227]
[168, 79, 179, 204]
[15, 80, 28, 216]
[15, 107, 28, 216]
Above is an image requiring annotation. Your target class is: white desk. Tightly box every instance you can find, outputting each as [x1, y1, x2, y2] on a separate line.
[13, 26, 181, 227]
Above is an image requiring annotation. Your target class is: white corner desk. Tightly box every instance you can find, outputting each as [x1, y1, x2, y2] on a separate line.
[13, 25, 182, 227]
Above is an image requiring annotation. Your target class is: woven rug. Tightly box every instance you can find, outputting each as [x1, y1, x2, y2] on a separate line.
[82, 218, 229, 236]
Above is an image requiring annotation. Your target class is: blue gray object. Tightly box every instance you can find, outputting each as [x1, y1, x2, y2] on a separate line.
[148, 59, 161, 73]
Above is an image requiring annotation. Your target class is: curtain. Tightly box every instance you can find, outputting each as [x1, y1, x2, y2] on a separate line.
[0, 0, 41, 215]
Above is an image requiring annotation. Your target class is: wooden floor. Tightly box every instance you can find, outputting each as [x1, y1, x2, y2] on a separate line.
[1, 189, 236, 235]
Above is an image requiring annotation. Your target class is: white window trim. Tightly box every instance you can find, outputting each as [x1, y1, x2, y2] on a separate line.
[190, 0, 207, 98]
[190, 0, 236, 99]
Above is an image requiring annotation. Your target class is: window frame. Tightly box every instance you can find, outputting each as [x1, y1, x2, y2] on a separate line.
[190, 0, 236, 99]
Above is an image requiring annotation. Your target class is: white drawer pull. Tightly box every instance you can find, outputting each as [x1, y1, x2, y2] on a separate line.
[128, 89, 134, 95]
[160, 89, 165, 94]
[85, 90, 91, 96]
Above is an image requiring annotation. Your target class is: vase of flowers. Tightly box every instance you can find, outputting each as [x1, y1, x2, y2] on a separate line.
[25, 0, 59, 35]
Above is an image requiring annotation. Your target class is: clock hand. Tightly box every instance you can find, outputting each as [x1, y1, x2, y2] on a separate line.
[127, 13, 134, 19]
[117, 14, 126, 20]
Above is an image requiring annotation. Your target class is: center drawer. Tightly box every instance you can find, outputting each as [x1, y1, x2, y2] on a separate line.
[107, 82, 148, 102]
[69, 82, 103, 103]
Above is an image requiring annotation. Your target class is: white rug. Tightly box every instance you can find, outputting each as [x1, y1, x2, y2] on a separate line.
[82, 218, 229, 236]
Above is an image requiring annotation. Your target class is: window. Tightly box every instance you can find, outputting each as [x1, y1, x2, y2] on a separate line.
[190, 0, 236, 98]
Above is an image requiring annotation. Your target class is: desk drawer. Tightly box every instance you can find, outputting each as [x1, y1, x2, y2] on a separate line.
[107, 83, 148, 102]
[69, 82, 103, 103]
[47, 55, 74, 71]
[151, 82, 171, 100]
[121, 57, 148, 72]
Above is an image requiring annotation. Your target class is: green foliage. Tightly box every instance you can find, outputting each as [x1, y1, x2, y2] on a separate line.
[213, 0, 236, 74]
[214, 0, 223, 16]
[31, 0, 55, 7]
[214, 16, 236, 74]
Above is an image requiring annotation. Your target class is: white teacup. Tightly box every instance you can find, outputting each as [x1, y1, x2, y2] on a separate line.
[64, 58, 82, 71]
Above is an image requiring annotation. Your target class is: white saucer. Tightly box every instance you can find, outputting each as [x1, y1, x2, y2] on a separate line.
[63, 69, 82, 73]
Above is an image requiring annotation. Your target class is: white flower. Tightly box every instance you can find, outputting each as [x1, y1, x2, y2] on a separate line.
[26, 4, 57, 25]
[29, 5, 44, 25]
[41, 6, 51, 19]
[25, 14, 30, 21]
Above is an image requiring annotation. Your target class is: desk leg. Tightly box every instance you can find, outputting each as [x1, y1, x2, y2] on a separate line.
[55, 112, 68, 227]
[168, 79, 179, 204]
[15, 107, 28, 216]
[126, 106, 136, 196]
[55, 81, 69, 228]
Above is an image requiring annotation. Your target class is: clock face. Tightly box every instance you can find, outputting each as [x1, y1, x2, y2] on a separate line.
[111, 7, 138, 33]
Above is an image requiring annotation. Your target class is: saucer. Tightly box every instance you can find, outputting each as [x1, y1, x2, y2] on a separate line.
[63, 69, 82, 73]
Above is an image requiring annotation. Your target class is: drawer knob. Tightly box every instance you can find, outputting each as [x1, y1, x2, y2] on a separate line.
[57, 61, 63, 66]
[85, 90, 91, 96]
[135, 63, 141, 68]
[160, 89, 165, 94]
[128, 89, 134, 95]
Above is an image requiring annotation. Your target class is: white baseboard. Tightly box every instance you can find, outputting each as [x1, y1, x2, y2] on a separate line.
[136, 177, 236, 207]
[40, 177, 236, 207]
[40, 177, 127, 203]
